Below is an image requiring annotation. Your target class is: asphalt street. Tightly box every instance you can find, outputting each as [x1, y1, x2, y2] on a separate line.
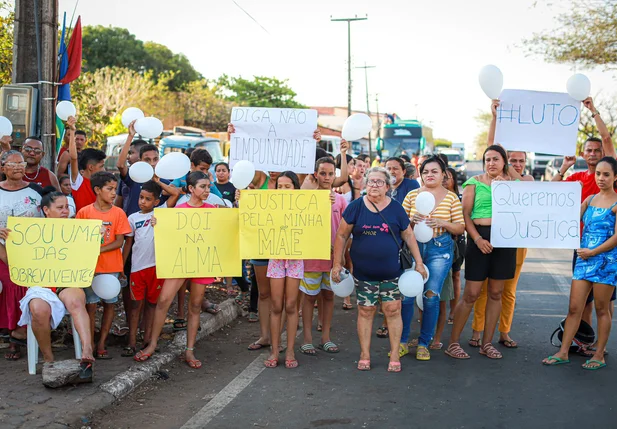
[89, 248, 616, 429]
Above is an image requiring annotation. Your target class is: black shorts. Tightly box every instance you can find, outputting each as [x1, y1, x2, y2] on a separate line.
[464, 225, 516, 281]
[452, 235, 466, 272]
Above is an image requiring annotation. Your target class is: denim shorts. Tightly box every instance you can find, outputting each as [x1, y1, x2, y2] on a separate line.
[250, 259, 269, 267]
[84, 273, 121, 305]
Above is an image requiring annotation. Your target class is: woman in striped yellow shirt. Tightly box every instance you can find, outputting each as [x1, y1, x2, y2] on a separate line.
[401, 156, 465, 360]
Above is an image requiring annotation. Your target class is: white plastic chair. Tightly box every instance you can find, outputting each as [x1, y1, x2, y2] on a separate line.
[27, 316, 82, 375]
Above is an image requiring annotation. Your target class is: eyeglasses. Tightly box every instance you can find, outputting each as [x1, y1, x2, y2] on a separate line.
[22, 146, 43, 155]
[4, 162, 27, 169]
[367, 179, 386, 187]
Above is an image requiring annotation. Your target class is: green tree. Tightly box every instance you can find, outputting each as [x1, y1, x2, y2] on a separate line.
[179, 80, 234, 131]
[434, 138, 452, 148]
[82, 26, 147, 72]
[82, 26, 201, 90]
[523, 1, 617, 69]
[217, 75, 305, 108]
[472, 111, 492, 159]
[143, 42, 201, 90]
[0, 0, 14, 85]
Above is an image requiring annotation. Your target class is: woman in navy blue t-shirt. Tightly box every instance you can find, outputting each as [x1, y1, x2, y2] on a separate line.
[332, 167, 426, 372]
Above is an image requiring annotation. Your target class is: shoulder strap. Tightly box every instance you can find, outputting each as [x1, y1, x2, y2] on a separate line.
[368, 199, 403, 253]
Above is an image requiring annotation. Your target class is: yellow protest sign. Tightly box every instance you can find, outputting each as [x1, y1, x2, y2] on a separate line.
[6, 217, 102, 287]
[239, 190, 331, 260]
[154, 208, 241, 278]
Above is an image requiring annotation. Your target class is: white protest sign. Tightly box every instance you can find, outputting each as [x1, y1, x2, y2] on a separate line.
[494, 89, 580, 156]
[229, 107, 318, 174]
[491, 181, 581, 249]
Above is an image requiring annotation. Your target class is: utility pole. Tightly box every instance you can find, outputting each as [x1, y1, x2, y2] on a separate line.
[12, 0, 58, 169]
[330, 15, 367, 118]
[356, 62, 375, 159]
[375, 93, 380, 155]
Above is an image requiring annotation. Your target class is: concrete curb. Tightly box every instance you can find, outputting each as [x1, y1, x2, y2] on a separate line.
[59, 298, 240, 426]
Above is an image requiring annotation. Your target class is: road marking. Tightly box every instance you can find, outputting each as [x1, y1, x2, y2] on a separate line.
[540, 260, 571, 296]
[181, 328, 303, 428]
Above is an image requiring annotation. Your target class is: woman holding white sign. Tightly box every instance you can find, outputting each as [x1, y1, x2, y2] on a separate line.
[446, 145, 518, 360]
[402, 156, 465, 361]
[543, 156, 617, 370]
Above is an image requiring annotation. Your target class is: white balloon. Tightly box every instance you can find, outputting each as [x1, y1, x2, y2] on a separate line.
[155, 152, 191, 180]
[0, 280, 3, 294]
[223, 199, 233, 208]
[478, 65, 503, 99]
[128, 161, 154, 183]
[415, 191, 435, 215]
[206, 194, 225, 206]
[330, 269, 355, 298]
[335, 168, 342, 177]
[416, 292, 424, 311]
[566, 74, 591, 102]
[342, 113, 373, 141]
[56, 101, 76, 121]
[414, 222, 433, 243]
[121, 107, 145, 127]
[91, 275, 121, 300]
[410, 262, 430, 284]
[398, 269, 424, 298]
[231, 160, 256, 190]
[135, 117, 164, 139]
[0, 116, 12, 137]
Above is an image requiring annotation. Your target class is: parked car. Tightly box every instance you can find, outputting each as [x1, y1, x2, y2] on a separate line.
[543, 156, 586, 180]
[159, 135, 225, 174]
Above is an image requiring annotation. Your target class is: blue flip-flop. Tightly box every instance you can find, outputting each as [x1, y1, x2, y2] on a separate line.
[543, 355, 570, 366]
[582, 359, 606, 370]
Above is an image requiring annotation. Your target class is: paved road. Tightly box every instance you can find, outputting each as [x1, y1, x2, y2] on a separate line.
[90, 249, 616, 429]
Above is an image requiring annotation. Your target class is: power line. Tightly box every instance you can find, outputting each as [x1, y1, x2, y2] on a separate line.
[356, 63, 375, 158]
[232, 0, 270, 35]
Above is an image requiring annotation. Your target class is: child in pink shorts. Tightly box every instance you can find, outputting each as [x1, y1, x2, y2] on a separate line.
[267, 259, 304, 280]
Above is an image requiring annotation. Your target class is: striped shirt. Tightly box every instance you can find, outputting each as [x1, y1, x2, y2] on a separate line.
[403, 189, 464, 236]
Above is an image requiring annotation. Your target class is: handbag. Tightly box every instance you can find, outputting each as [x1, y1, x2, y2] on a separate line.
[550, 318, 595, 353]
[369, 200, 414, 270]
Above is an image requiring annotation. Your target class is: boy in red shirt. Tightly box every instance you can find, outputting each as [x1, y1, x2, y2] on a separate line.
[67, 117, 106, 212]
[76, 171, 131, 359]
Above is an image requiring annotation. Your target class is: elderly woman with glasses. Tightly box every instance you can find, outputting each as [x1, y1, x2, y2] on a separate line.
[0, 150, 44, 360]
[332, 167, 426, 372]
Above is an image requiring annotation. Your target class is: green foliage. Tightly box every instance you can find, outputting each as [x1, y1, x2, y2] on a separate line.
[523, 1, 617, 69]
[217, 74, 305, 108]
[434, 138, 452, 148]
[0, 0, 14, 85]
[179, 80, 234, 131]
[82, 26, 200, 90]
[472, 111, 492, 159]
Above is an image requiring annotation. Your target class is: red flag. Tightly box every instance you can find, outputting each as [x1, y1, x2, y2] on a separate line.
[59, 16, 82, 84]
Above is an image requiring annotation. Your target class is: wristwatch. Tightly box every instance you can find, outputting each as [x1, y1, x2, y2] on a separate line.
[592, 111, 600, 118]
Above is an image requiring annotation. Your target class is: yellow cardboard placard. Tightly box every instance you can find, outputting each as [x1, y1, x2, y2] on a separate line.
[6, 217, 102, 287]
[154, 208, 241, 278]
[239, 190, 331, 260]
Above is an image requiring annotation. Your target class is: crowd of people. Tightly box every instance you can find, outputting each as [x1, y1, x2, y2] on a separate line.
[0, 96, 615, 380]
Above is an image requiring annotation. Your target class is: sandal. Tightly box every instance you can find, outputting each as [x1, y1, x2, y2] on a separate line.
[234, 293, 248, 309]
[95, 350, 112, 360]
[204, 303, 221, 315]
[387, 361, 402, 372]
[133, 350, 152, 362]
[185, 359, 202, 369]
[479, 343, 502, 359]
[468, 338, 482, 348]
[318, 341, 339, 354]
[376, 326, 388, 338]
[285, 359, 298, 369]
[264, 358, 278, 368]
[78, 361, 93, 380]
[416, 346, 431, 361]
[582, 359, 606, 370]
[388, 343, 409, 358]
[248, 312, 258, 323]
[121, 346, 136, 357]
[300, 344, 317, 356]
[342, 302, 353, 310]
[542, 355, 570, 366]
[357, 359, 371, 371]
[317, 324, 322, 332]
[173, 318, 187, 332]
[447, 318, 454, 325]
[445, 343, 470, 359]
[429, 342, 443, 350]
[248, 341, 270, 351]
[4, 350, 21, 361]
[498, 339, 518, 349]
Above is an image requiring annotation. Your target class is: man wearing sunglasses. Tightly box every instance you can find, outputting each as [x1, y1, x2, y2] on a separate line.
[20, 137, 60, 190]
